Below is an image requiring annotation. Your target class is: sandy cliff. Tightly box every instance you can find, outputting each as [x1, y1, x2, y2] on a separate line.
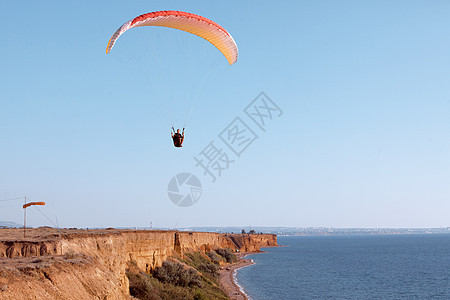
[0, 228, 277, 299]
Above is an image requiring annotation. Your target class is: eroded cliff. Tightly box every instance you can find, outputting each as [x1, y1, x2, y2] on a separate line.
[0, 228, 277, 299]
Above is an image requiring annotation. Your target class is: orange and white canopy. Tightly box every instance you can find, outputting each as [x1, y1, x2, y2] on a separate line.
[106, 10, 238, 65]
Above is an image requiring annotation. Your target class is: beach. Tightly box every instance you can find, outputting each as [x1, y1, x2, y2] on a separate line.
[218, 253, 255, 300]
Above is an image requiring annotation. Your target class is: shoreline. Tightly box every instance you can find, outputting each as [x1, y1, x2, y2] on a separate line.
[232, 258, 252, 300]
[218, 252, 258, 300]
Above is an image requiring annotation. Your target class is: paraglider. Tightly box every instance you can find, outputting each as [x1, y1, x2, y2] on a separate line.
[106, 11, 238, 148]
[171, 127, 185, 148]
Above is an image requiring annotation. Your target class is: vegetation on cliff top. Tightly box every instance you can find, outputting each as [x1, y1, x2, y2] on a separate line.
[127, 248, 236, 300]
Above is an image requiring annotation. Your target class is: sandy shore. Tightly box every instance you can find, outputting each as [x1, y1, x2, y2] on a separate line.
[218, 253, 256, 300]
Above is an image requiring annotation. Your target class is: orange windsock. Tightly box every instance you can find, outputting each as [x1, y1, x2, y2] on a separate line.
[23, 202, 46, 209]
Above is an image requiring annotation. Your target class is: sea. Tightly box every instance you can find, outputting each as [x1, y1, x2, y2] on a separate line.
[236, 234, 450, 299]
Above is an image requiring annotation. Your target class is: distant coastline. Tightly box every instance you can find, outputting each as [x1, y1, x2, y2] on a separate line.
[2, 222, 448, 236]
[168, 226, 450, 236]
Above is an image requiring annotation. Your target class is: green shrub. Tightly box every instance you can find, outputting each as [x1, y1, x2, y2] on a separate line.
[153, 261, 201, 287]
[216, 248, 236, 263]
[207, 251, 224, 264]
[185, 252, 215, 268]
[193, 289, 208, 300]
[198, 262, 218, 275]
[126, 271, 159, 300]
[127, 254, 230, 300]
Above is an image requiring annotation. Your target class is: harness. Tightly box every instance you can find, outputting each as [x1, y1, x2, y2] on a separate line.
[173, 133, 183, 147]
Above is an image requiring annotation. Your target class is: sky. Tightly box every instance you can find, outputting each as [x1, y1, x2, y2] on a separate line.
[1, 1, 449, 229]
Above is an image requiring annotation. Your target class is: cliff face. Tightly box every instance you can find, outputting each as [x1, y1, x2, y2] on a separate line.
[226, 233, 278, 252]
[0, 229, 277, 299]
[0, 256, 125, 300]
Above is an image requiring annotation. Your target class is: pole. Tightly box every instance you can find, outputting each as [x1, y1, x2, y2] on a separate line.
[58, 228, 62, 255]
[23, 196, 27, 238]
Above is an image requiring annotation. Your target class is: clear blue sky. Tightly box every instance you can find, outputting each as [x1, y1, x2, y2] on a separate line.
[1, 1, 449, 228]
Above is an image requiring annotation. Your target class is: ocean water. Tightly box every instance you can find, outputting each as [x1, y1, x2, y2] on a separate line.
[236, 235, 450, 299]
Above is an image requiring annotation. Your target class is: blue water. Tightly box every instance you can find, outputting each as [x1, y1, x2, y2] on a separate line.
[237, 235, 450, 299]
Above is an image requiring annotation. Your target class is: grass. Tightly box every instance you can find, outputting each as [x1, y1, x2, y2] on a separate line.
[126, 269, 228, 300]
[126, 248, 235, 300]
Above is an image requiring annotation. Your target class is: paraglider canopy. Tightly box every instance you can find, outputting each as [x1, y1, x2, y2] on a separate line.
[106, 10, 238, 65]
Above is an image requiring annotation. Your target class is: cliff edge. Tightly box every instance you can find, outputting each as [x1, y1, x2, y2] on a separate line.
[0, 228, 277, 299]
